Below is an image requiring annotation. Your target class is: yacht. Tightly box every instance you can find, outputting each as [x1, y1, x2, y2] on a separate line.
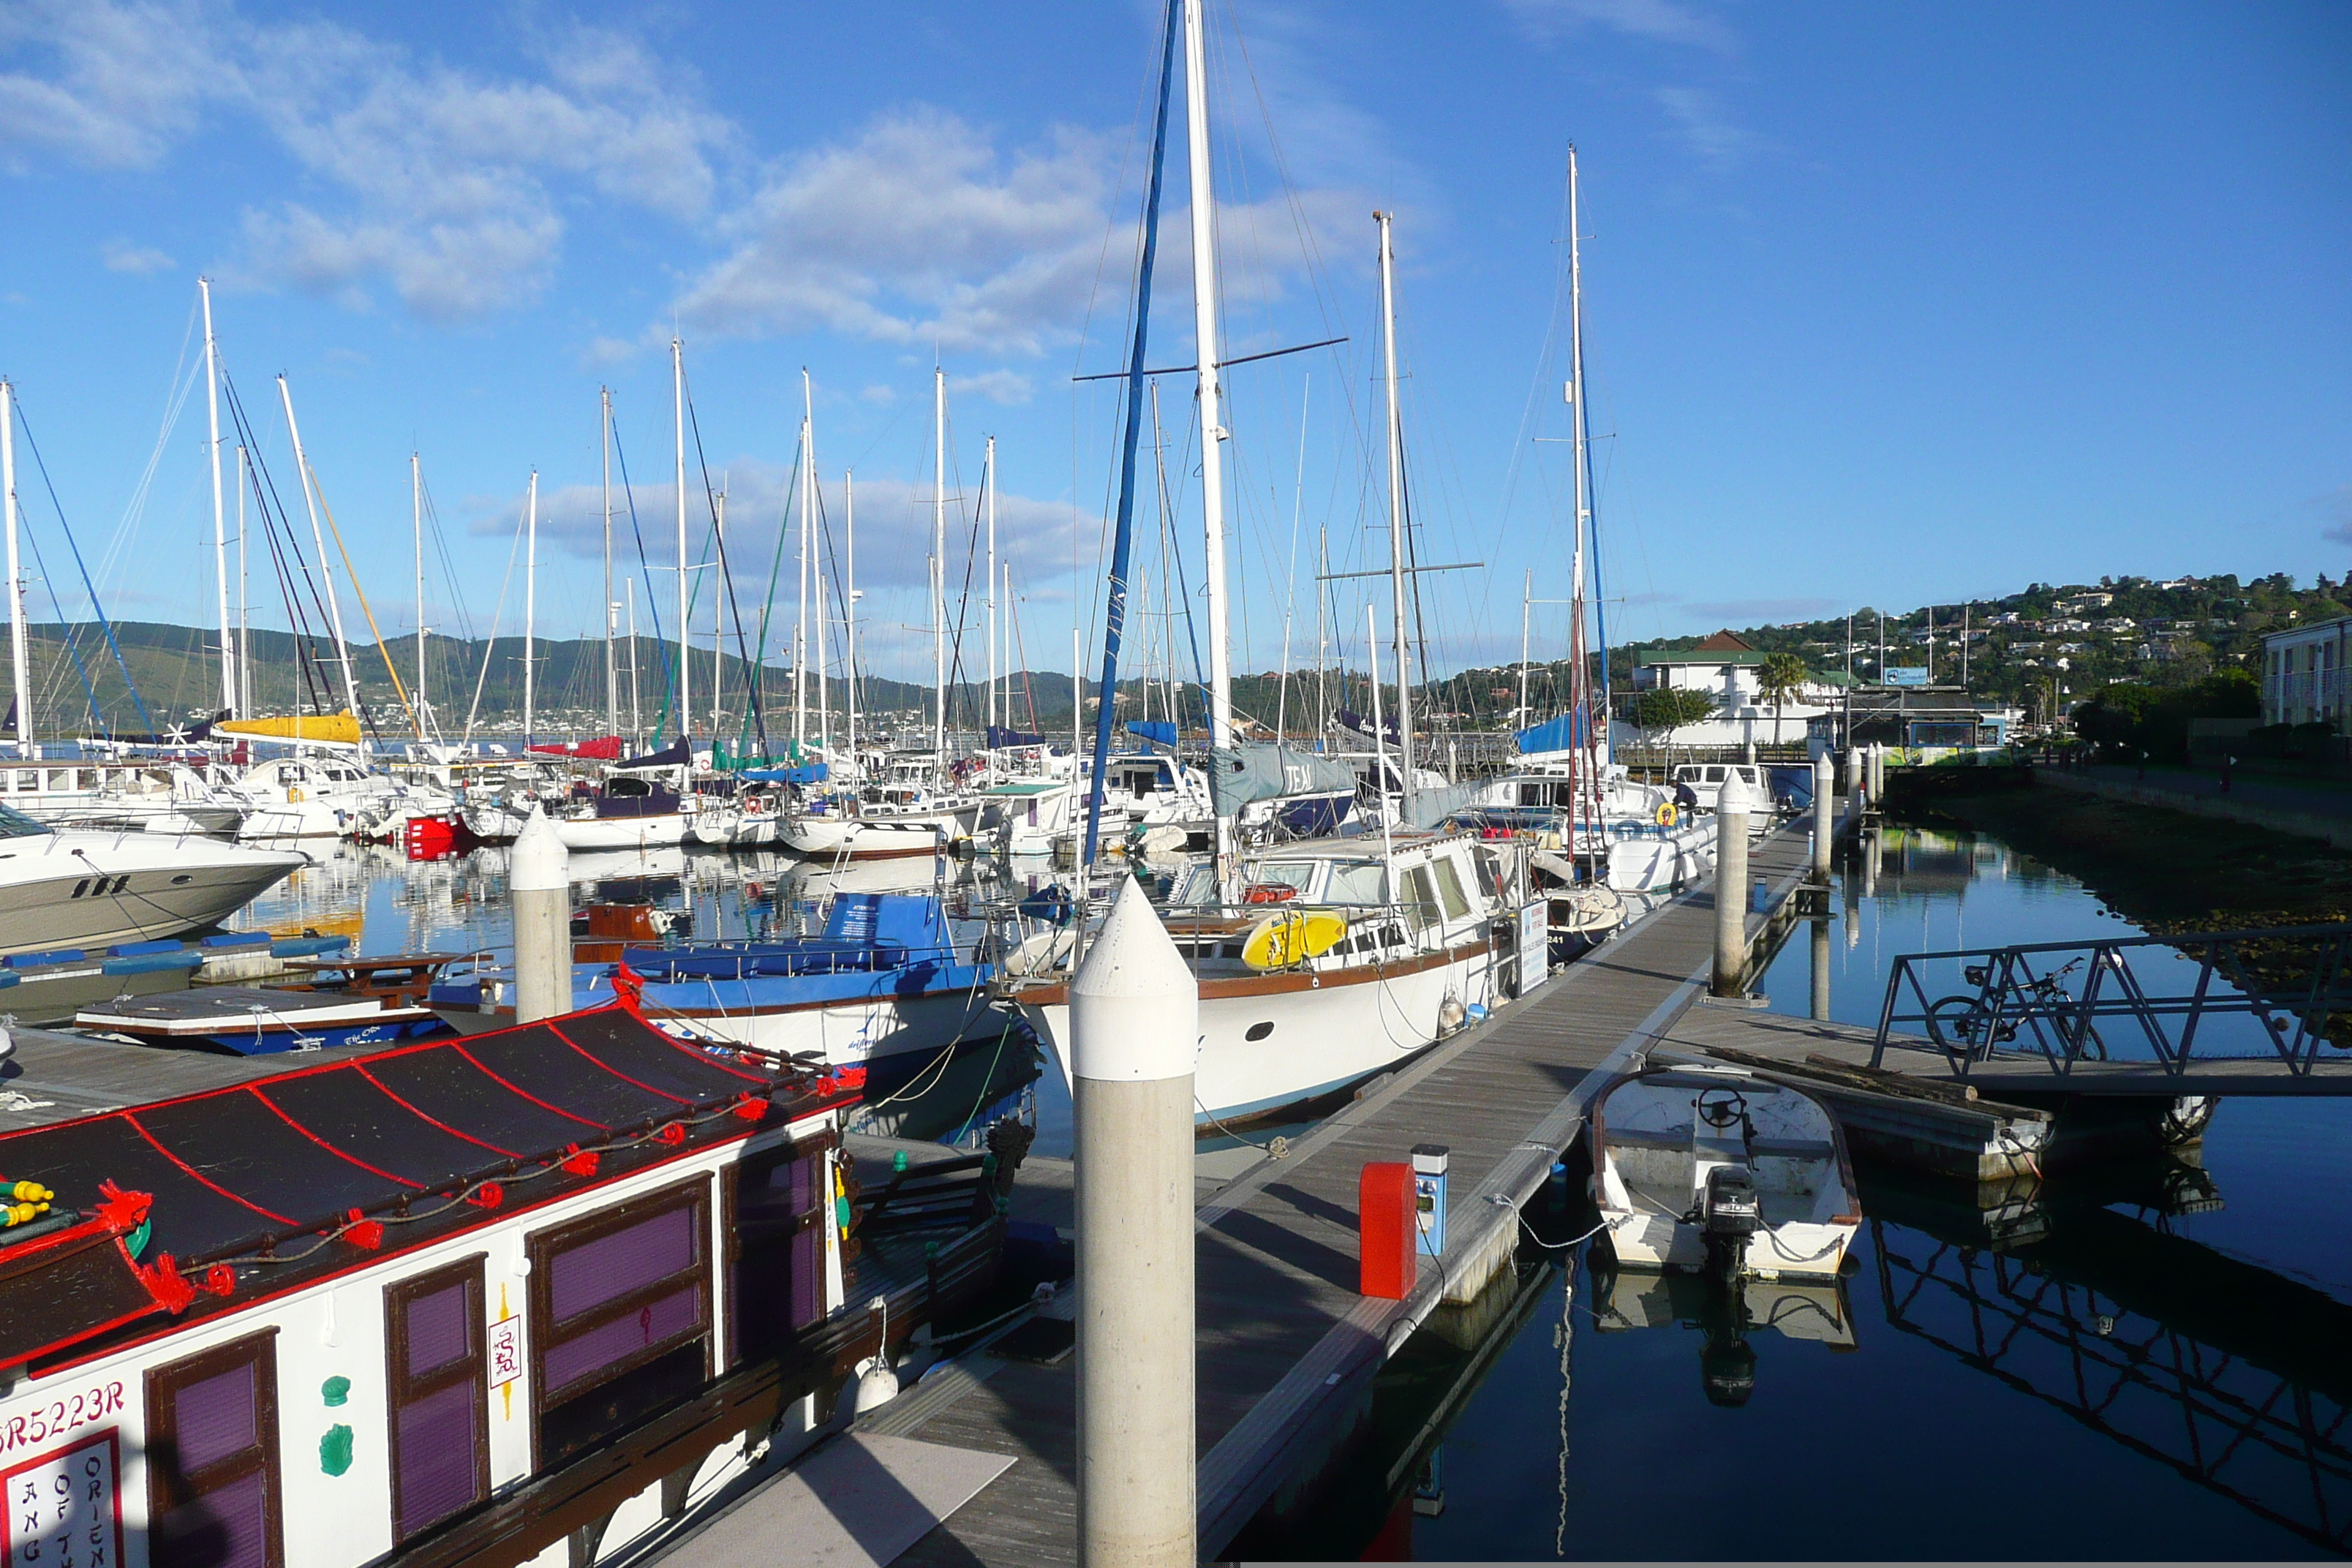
[0, 756, 244, 836]
[0, 804, 306, 954]
[999, 833, 1530, 1126]
[230, 754, 402, 838]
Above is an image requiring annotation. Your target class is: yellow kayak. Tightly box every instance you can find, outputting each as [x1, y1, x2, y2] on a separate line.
[1241, 908, 1349, 970]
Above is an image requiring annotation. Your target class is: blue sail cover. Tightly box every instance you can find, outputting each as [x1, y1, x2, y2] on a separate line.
[1126, 720, 1177, 747]
[741, 764, 829, 785]
[1515, 708, 1591, 755]
[987, 725, 1047, 749]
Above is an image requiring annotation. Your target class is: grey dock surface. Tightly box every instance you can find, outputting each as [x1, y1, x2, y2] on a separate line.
[849, 821, 1825, 1567]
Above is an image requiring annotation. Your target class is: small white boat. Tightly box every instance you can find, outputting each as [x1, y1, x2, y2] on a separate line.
[1588, 1063, 1861, 1281]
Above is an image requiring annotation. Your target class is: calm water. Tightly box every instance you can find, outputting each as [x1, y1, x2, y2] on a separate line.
[1248, 823, 2352, 1561]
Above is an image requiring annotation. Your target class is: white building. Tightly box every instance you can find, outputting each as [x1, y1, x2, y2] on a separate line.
[1616, 630, 1850, 751]
[2261, 616, 2352, 725]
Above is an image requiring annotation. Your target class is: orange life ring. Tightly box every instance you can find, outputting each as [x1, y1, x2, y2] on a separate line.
[1243, 884, 1297, 905]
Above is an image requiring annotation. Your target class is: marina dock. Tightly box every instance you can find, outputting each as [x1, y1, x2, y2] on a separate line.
[829, 821, 1830, 1565]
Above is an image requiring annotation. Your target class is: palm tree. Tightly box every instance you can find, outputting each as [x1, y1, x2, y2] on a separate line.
[1756, 652, 1809, 747]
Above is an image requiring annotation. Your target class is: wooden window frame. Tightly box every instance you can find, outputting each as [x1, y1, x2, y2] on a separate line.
[525, 1174, 713, 1470]
[383, 1254, 491, 1545]
[144, 1327, 283, 1568]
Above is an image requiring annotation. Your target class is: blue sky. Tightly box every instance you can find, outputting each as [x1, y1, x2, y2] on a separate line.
[1, 0, 2346, 699]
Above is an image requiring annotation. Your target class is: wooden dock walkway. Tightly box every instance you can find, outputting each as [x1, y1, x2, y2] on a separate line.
[848, 820, 1825, 1566]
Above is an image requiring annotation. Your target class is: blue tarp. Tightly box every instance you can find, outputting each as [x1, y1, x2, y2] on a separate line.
[987, 725, 1047, 748]
[1126, 720, 1177, 746]
[741, 764, 829, 785]
[1515, 708, 1591, 755]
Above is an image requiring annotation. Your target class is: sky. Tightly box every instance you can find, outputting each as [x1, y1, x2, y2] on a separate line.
[1, 0, 2347, 706]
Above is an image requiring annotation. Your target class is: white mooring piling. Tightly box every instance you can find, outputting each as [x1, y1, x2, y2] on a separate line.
[1071, 875, 1199, 1568]
[512, 805, 571, 1024]
[1812, 753, 1835, 883]
[1712, 775, 1751, 998]
[1844, 744, 1862, 801]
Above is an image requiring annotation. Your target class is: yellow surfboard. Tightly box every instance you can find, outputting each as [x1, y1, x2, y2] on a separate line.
[1241, 909, 1349, 970]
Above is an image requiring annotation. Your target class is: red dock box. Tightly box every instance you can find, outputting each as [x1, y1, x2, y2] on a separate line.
[1359, 1161, 1417, 1300]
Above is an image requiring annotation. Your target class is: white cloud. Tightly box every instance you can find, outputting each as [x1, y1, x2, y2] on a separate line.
[101, 238, 173, 273]
[950, 370, 1033, 406]
[1499, 0, 1735, 51]
[675, 109, 1120, 355]
[476, 459, 1089, 598]
[0, 0, 216, 170]
[1653, 86, 1760, 167]
[2, 4, 734, 320]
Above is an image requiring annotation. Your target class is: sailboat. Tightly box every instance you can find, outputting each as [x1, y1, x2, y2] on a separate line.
[779, 369, 983, 860]
[1455, 148, 1716, 940]
[996, 0, 1534, 1126]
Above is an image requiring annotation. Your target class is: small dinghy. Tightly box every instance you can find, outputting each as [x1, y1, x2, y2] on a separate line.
[1588, 1063, 1861, 1281]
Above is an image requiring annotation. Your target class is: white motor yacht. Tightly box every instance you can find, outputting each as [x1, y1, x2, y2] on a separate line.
[230, 755, 400, 838]
[0, 804, 306, 954]
[1, 757, 244, 837]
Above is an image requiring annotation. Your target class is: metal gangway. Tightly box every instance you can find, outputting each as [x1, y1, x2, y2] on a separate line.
[1872, 925, 2352, 1088]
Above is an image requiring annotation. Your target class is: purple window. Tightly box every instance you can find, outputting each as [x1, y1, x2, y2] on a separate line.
[171, 1362, 257, 1472]
[407, 1281, 470, 1379]
[197, 1470, 272, 1568]
[546, 1207, 698, 1324]
[541, 1285, 704, 1395]
[393, 1383, 481, 1538]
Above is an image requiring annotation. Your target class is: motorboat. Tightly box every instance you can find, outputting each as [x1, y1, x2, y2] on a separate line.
[1588, 1063, 1861, 1281]
[0, 804, 306, 954]
[430, 893, 1000, 1070]
[780, 783, 981, 862]
[230, 753, 401, 838]
[1000, 832, 1531, 1127]
[981, 779, 1079, 856]
[0, 757, 245, 836]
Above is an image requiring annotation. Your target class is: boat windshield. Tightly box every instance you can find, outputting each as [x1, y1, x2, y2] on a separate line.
[0, 804, 52, 840]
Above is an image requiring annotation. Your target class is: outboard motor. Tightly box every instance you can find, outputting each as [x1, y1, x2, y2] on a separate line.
[1700, 1164, 1761, 1283]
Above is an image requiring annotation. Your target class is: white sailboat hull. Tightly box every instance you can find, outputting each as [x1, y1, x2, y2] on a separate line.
[552, 813, 690, 851]
[584, 979, 1005, 1069]
[782, 807, 975, 861]
[1017, 935, 1503, 1126]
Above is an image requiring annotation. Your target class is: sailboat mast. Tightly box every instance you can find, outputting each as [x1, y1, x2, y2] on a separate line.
[796, 372, 815, 748]
[984, 436, 997, 736]
[627, 581, 641, 745]
[845, 470, 858, 773]
[602, 387, 616, 739]
[712, 492, 726, 737]
[524, 470, 537, 750]
[236, 444, 251, 717]
[1374, 211, 1415, 818]
[672, 338, 690, 738]
[1567, 145, 1599, 820]
[932, 368, 947, 764]
[1183, 0, 1237, 880]
[199, 278, 233, 717]
[0, 380, 26, 757]
[412, 452, 426, 724]
[276, 375, 360, 725]
[1520, 570, 1532, 728]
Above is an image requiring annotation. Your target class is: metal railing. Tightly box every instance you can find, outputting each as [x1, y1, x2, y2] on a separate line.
[1871, 926, 2352, 1080]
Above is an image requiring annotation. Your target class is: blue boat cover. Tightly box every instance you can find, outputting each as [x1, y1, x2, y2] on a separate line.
[1515, 707, 1591, 755]
[742, 764, 829, 785]
[1125, 720, 1177, 746]
[987, 725, 1047, 748]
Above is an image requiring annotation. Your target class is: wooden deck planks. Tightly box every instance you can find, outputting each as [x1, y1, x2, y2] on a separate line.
[859, 823, 1822, 1566]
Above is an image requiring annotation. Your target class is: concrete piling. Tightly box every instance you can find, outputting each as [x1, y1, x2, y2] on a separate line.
[1712, 775, 1751, 998]
[1072, 875, 1199, 1568]
[1812, 753, 1834, 883]
[512, 805, 571, 1024]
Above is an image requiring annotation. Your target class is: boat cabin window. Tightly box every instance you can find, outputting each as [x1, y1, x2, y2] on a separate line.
[1433, 856, 1473, 920]
[145, 1328, 284, 1568]
[0, 804, 48, 838]
[731, 1138, 833, 1362]
[1322, 861, 1390, 905]
[608, 776, 655, 799]
[43, 769, 69, 791]
[1403, 866, 1444, 931]
[527, 1175, 713, 1467]
[385, 1257, 491, 1545]
[1472, 846, 1505, 902]
[7, 770, 32, 792]
[1251, 862, 1316, 899]
[79, 768, 101, 790]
